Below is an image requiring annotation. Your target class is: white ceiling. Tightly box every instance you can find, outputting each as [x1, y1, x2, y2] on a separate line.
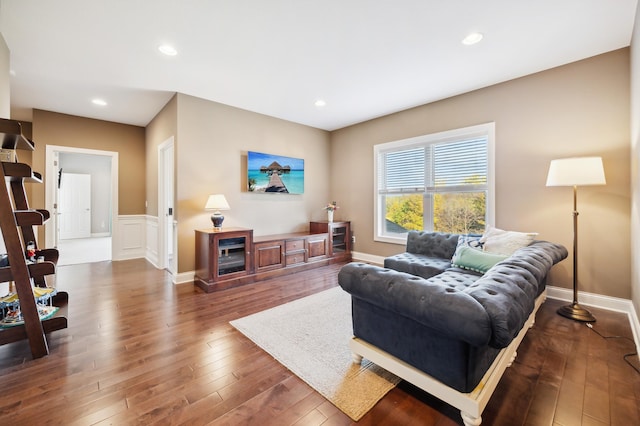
[0, 0, 637, 131]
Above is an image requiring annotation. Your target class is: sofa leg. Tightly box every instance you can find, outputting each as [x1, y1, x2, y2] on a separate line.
[461, 411, 482, 426]
[352, 353, 363, 364]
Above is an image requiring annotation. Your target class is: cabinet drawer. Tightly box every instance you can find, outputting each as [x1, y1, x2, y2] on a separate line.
[285, 239, 305, 253]
[286, 253, 306, 266]
[254, 241, 284, 271]
[307, 235, 328, 259]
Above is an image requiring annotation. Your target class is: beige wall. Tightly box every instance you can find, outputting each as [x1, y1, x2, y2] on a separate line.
[631, 7, 640, 314]
[145, 94, 178, 217]
[174, 94, 331, 273]
[0, 33, 9, 118]
[331, 49, 631, 299]
[31, 110, 146, 243]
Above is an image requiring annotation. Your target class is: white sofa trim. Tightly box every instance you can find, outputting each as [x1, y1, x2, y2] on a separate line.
[350, 289, 547, 426]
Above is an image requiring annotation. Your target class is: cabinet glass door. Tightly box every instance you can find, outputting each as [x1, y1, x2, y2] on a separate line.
[331, 225, 347, 254]
[218, 236, 246, 276]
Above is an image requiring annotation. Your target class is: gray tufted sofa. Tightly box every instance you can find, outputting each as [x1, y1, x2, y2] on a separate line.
[338, 231, 567, 425]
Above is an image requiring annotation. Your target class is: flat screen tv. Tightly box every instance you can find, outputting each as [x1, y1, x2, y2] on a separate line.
[247, 151, 304, 194]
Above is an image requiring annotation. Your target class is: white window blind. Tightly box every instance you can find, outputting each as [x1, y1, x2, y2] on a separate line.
[432, 137, 487, 190]
[378, 147, 425, 192]
[379, 137, 487, 193]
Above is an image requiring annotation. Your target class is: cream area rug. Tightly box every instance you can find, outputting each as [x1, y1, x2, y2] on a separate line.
[230, 286, 401, 421]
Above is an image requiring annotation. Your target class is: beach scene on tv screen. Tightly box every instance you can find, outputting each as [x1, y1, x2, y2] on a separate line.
[247, 151, 304, 194]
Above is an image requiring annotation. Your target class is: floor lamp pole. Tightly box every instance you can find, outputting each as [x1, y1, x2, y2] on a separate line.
[557, 185, 596, 322]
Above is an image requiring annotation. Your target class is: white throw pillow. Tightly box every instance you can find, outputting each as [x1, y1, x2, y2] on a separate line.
[480, 225, 538, 256]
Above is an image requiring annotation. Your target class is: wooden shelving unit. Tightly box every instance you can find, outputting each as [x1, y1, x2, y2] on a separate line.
[309, 221, 351, 262]
[0, 118, 67, 359]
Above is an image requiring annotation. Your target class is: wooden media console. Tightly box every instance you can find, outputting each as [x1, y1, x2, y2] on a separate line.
[194, 221, 351, 293]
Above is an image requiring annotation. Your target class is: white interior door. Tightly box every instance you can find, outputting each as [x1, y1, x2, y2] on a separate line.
[59, 172, 91, 240]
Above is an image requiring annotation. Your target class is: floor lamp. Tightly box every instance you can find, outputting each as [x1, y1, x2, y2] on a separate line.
[546, 156, 606, 322]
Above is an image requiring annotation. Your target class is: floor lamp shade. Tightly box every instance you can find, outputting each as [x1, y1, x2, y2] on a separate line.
[546, 157, 606, 187]
[546, 156, 605, 322]
[205, 194, 230, 229]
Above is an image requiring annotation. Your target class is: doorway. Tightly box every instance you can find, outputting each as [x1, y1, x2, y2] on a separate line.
[45, 146, 118, 265]
[158, 137, 176, 274]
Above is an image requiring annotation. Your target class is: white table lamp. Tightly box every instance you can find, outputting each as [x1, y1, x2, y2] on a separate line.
[205, 194, 230, 230]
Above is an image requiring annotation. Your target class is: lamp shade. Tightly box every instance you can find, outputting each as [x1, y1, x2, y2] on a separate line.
[205, 194, 230, 211]
[546, 156, 606, 187]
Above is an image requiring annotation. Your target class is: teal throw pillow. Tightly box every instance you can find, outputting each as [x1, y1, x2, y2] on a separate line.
[451, 245, 508, 274]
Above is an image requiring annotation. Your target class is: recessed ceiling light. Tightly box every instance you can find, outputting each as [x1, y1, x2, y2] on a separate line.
[92, 98, 107, 106]
[158, 44, 178, 56]
[314, 99, 326, 107]
[462, 32, 483, 46]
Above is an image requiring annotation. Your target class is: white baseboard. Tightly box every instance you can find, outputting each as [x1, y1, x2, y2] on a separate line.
[547, 285, 640, 359]
[546, 286, 632, 313]
[175, 271, 195, 285]
[91, 232, 111, 238]
[630, 304, 640, 360]
[351, 251, 385, 266]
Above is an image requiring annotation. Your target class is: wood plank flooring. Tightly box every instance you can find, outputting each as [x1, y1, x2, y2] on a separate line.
[0, 259, 638, 425]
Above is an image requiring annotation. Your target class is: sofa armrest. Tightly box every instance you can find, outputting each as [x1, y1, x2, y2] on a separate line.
[338, 262, 492, 347]
[462, 240, 568, 347]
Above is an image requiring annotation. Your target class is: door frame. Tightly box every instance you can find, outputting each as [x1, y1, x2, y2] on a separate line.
[158, 136, 176, 274]
[45, 145, 118, 258]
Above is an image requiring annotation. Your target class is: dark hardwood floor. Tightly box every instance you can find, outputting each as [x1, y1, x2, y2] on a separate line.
[0, 259, 638, 425]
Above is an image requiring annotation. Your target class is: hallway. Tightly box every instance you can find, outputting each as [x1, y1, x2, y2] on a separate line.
[56, 236, 111, 266]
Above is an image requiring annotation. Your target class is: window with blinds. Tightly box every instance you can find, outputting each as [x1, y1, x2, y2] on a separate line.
[374, 123, 494, 243]
[378, 147, 425, 193]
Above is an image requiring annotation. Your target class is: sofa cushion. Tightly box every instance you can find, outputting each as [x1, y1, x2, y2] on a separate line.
[384, 252, 451, 279]
[480, 225, 538, 255]
[406, 231, 459, 259]
[451, 246, 508, 274]
[455, 233, 483, 250]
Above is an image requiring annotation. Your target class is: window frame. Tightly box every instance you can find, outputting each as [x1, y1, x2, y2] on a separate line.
[373, 122, 495, 245]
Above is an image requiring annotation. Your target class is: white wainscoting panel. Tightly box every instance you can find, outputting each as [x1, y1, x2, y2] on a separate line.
[113, 215, 146, 261]
[146, 216, 159, 268]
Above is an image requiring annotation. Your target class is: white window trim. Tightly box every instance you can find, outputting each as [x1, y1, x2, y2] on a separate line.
[373, 122, 495, 245]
